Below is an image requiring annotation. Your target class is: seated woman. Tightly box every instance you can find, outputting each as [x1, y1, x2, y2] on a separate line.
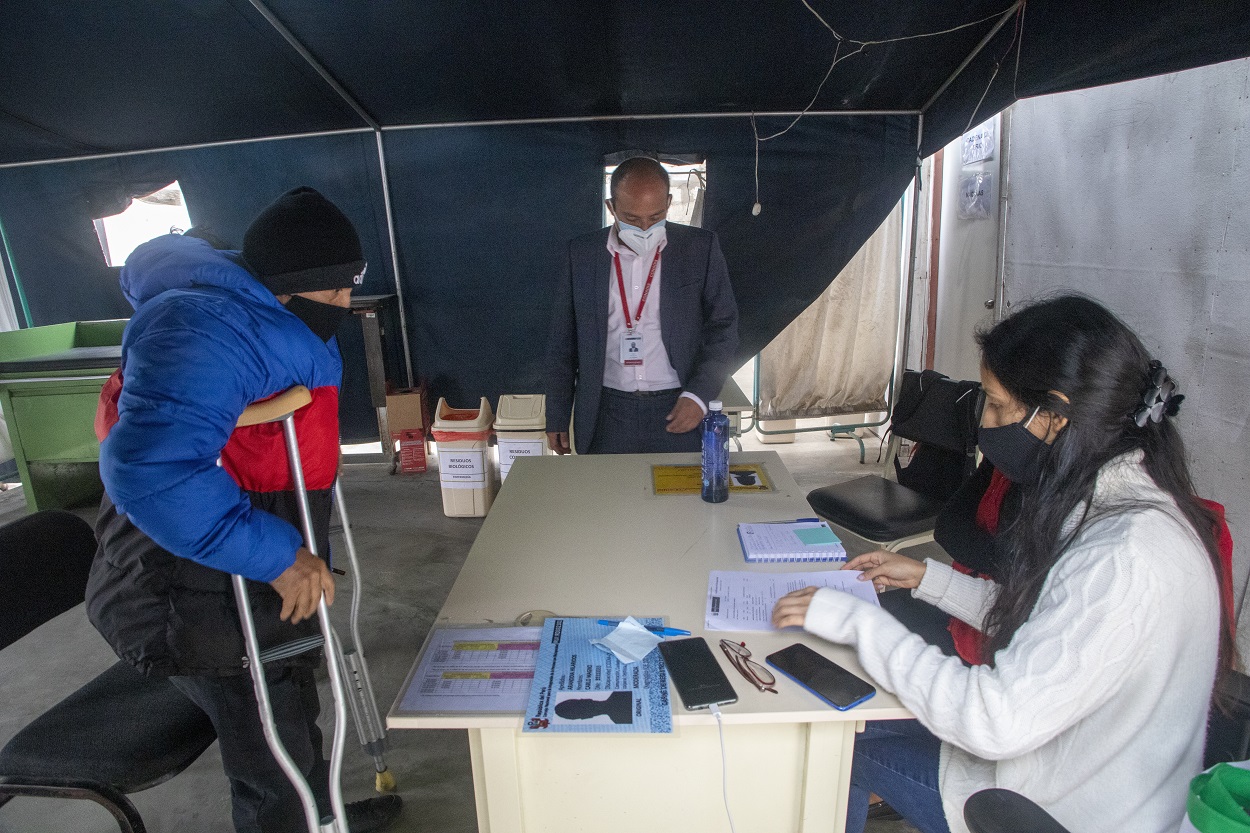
[772, 295, 1232, 833]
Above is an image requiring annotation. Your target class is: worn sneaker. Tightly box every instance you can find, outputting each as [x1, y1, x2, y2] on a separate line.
[344, 794, 403, 833]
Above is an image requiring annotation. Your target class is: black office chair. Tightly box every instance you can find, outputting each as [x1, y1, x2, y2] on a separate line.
[0, 509, 217, 833]
[807, 369, 982, 551]
[963, 670, 1250, 833]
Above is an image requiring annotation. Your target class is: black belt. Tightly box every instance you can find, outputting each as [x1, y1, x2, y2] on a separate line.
[602, 386, 681, 398]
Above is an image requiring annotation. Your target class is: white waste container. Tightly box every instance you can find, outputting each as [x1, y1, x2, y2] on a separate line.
[495, 394, 548, 482]
[432, 397, 497, 517]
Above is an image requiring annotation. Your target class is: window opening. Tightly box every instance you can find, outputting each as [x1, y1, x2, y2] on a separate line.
[94, 181, 192, 267]
[603, 162, 707, 228]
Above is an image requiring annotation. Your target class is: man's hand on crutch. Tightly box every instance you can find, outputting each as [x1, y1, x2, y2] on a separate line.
[270, 547, 336, 624]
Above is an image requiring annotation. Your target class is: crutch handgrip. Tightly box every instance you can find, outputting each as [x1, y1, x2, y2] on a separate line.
[236, 385, 313, 427]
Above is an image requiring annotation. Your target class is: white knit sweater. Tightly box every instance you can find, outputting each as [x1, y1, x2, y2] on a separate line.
[802, 452, 1220, 833]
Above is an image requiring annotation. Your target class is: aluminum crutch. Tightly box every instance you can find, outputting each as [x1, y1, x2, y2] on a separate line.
[329, 483, 395, 793]
[231, 385, 350, 833]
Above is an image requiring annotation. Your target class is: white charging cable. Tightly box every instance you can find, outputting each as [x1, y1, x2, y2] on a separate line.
[708, 703, 738, 833]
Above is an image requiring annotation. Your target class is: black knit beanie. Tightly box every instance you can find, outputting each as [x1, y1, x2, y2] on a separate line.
[242, 187, 365, 295]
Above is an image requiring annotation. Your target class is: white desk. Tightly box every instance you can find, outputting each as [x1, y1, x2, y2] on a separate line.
[388, 451, 910, 833]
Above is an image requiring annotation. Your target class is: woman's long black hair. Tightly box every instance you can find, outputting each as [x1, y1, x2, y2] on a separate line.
[976, 295, 1233, 680]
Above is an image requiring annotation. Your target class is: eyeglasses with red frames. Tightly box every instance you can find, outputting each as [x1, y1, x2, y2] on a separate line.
[719, 639, 777, 693]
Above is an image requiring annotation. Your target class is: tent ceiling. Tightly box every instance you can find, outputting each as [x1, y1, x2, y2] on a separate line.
[4, 1, 1248, 167]
[2, 1, 1248, 439]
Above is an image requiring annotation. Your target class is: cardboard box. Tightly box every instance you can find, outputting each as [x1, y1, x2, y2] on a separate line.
[397, 429, 428, 473]
[386, 385, 431, 441]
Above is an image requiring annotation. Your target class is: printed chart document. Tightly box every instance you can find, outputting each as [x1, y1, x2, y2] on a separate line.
[706, 570, 880, 631]
[396, 626, 540, 714]
[651, 462, 772, 495]
[737, 520, 846, 562]
[524, 617, 672, 734]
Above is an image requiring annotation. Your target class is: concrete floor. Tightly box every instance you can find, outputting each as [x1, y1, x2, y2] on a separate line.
[0, 427, 931, 833]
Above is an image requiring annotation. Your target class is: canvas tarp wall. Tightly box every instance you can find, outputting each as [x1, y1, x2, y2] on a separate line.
[1002, 58, 1250, 639]
[1, 1, 1248, 438]
[0, 116, 915, 438]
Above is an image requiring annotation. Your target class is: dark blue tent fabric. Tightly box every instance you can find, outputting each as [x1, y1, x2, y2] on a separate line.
[2, 1, 1248, 438]
[0, 115, 915, 439]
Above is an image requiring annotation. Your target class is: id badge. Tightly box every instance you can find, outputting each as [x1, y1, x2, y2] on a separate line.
[621, 330, 644, 366]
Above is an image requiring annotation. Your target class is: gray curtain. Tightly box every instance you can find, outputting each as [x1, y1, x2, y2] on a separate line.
[757, 203, 902, 419]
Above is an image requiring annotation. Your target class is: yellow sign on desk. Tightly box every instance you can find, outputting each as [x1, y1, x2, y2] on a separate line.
[651, 462, 772, 495]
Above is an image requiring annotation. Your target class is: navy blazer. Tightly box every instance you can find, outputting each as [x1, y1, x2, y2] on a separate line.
[545, 223, 739, 454]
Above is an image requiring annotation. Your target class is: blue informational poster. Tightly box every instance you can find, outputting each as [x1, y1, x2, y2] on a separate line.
[523, 617, 672, 734]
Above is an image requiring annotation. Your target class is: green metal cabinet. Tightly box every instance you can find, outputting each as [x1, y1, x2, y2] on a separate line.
[0, 320, 127, 511]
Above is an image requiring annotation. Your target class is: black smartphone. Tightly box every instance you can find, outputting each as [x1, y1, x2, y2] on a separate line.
[657, 637, 738, 710]
[766, 643, 876, 710]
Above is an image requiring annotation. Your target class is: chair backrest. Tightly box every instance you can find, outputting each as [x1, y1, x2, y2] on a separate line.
[889, 369, 983, 453]
[888, 370, 982, 501]
[0, 510, 97, 651]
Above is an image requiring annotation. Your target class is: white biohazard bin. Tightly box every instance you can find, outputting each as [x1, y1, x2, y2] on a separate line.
[495, 394, 548, 482]
[432, 397, 497, 517]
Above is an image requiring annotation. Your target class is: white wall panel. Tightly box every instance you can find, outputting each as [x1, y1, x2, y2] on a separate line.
[1001, 58, 1250, 650]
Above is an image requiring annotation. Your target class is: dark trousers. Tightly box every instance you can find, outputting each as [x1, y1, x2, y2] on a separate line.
[587, 387, 702, 454]
[170, 666, 330, 833]
[878, 588, 960, 659]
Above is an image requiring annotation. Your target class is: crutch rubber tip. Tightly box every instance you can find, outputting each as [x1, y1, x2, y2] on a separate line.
[376, 769, 397, 793]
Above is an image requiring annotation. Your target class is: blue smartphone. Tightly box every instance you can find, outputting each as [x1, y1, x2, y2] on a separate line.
[766, 643, 875, 710]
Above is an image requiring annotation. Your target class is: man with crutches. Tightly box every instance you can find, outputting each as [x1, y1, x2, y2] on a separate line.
[87, 187, 402, 833]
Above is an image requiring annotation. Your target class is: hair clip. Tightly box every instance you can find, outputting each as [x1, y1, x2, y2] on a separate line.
[1132, 361, 1184, 427]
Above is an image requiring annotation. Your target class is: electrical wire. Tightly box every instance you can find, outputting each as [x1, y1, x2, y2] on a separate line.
[751, 1, 1021, 214]
[709, 703, 738, 833]
[1012, 1, 1029, 100]
[800, 0, 1018, 46]
[964, 2, 1026, 132]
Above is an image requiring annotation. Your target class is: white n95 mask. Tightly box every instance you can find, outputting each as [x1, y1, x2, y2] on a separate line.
[618, 220, 666, 254]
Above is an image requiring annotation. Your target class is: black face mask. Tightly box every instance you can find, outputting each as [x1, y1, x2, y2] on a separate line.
[284, 295, 350, 342]
[977, 407, 1049, 486]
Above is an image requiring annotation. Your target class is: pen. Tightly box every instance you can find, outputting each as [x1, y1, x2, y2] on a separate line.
[596, 619, 692, 637]
[759, 518, 821, 524]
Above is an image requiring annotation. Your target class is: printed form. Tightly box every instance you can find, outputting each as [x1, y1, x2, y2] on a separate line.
[706, 570, 880, 631]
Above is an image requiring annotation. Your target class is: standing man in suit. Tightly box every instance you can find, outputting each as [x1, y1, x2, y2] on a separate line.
[545, 156, 739, 454]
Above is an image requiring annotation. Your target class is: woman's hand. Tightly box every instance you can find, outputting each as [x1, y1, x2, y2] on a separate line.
[772, 586, 820, 629]
[843, 549, 927, 592]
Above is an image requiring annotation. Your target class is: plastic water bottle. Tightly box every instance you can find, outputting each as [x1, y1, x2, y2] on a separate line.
[701, 400, 730, 503]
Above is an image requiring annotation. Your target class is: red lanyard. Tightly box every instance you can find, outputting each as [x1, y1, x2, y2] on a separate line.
[613, 248, 661, 330]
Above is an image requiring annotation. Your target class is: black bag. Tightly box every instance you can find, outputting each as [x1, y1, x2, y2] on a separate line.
[889, 370, 982, 502]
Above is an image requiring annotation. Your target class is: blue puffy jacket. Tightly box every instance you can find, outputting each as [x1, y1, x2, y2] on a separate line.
[87, 234, 344, 675]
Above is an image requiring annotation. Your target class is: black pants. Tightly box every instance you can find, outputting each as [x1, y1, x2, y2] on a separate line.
[878, 589, 961, 659]
[170, 666, 330, 833]
[587, 387, 702, 454]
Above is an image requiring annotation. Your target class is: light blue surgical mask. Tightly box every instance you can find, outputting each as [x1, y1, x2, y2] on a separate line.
[617, 219, 666, 254]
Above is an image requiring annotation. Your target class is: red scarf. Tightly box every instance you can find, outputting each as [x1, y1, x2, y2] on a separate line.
[948, 469, 1011, 664]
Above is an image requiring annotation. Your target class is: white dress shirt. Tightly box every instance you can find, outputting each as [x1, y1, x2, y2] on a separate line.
[603, 226, 706, 411]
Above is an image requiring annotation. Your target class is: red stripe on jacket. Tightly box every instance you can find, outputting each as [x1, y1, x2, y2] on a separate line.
[96, 373, 340, 493]
[220, 386, 340, 492]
